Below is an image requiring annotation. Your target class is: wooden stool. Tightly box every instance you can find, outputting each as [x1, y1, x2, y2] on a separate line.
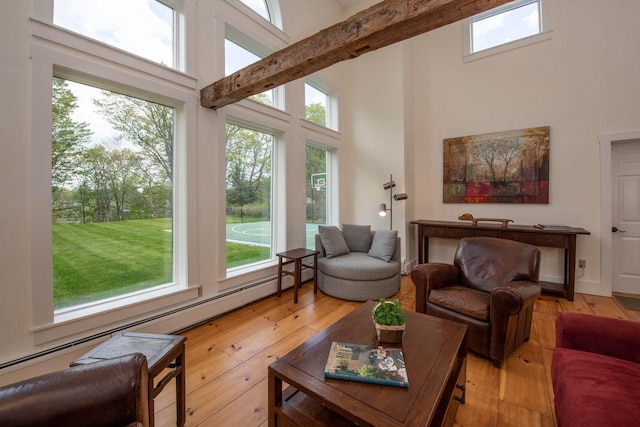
[276, 248, 319, 303]
[72, 332, 186, 427]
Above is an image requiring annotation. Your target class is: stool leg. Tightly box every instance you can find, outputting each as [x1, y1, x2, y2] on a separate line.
[176, 348, 186, 427]
[313, 254, 318, 294]
[277, 256, 283, 297]
[149, 378, 155, 427]
[294, 258, 302, 303]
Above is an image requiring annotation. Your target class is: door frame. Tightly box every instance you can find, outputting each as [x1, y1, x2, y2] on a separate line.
[599, 129, 640, 296]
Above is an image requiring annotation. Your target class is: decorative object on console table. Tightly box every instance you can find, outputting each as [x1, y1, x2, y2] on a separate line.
[443, 126, 550, 204]
[458, 213, 513, 227]
[372, 298, 406, 343]
[324, 342, 409, 388]
[410, 219, 590, 301]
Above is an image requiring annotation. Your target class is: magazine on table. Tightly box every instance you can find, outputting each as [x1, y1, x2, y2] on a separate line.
[534, 224, 571, 230]
[324, 341, 409, 388]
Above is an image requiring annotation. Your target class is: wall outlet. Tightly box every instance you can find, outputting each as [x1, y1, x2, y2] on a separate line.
[578, 259, 586, 269]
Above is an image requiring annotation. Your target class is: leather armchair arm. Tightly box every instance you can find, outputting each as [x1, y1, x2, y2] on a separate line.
[556, 312, 640, 364]
[491, 280, 541, 316]
[0, 353, 149, 427]
[411, 263, 460, 313]
[489, 280, 541, 366]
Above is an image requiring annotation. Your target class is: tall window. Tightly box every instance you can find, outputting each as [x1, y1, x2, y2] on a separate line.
[225, 123, 273, 269]
[53, 0, 175, 68]
[470, 0, 541, 53]
[306, 144, 328, 249]
[52, 77, 174, 309]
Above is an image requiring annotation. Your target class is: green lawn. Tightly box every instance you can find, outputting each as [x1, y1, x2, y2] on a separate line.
[53, 219, 173, 309]
[53, 218, 270, 309]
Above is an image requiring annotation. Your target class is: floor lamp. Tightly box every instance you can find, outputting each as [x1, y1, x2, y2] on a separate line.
[378, 174, 408, 230]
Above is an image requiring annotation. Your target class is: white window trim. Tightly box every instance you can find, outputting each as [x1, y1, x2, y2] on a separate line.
[463, 0, 553, 63]
[224, 0, 287, 38]
[29, 22, 199, 345]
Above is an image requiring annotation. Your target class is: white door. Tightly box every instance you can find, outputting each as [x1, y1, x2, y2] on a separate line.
[612, 141, 640, 294]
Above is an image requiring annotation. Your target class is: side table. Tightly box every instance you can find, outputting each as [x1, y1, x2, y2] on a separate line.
[71, 332, 186, 427]
[276, 248, 319, 303]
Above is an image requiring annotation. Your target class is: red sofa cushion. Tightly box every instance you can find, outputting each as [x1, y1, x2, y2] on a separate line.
[552, 347, 640, 427]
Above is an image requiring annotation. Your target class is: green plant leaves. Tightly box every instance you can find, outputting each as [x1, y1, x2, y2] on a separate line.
[372, 298, 406, 326]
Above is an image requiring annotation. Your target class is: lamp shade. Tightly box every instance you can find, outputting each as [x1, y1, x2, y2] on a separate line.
[378, 203, 387, 216]
[394, 193, 408, 201]
[382, 180, 396, 190]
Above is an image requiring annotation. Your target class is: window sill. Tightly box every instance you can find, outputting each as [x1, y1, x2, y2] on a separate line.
[34, 284, 200, 345]
[464, 30, 553, 63]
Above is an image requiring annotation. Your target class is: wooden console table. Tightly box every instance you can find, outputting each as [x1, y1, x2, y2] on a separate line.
[410, 220, 590, 301]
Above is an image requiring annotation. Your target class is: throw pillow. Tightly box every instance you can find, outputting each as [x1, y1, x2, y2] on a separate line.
[341, 224, 371, 253]
[368, 230, 398, 262]
[318, 225, 350, 258]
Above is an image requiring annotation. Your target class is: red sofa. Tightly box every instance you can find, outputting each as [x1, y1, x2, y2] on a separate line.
[552, 312, 640, 427]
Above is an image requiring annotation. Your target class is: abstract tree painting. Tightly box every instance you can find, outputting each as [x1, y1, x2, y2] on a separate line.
[443, 126, 550, 203]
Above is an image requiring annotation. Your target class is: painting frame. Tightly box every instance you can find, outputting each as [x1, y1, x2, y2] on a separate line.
[443, 126, 550, 204]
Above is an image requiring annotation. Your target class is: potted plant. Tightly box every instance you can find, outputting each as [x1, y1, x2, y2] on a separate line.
[372, 298, 406, 343]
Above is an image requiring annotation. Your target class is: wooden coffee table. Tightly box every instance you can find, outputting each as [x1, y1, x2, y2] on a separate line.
[268, 301, 467, 427]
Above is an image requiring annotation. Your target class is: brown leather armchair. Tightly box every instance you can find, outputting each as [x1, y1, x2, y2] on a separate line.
[0, 353, 150, 427]
[411, 237, 541, 367]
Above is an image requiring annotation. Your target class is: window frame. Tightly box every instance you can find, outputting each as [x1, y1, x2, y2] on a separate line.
[304, 77, 339, 131]
[300, 130, 341, 230]
[304, 141, 339, 249]
[224, 119, 276, 272]
[224, 0, 284, 32]
[463, 0, 553, 62]
[45, 0, 192, 73]
[216, 104, 289, 289]
[30, 17, 199, 345]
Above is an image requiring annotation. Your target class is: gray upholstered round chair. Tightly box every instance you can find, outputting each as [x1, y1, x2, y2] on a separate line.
[315, 225, 401, 301]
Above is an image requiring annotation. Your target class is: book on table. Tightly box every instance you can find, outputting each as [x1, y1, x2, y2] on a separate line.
[534, 224, 571, 230]
[323, 341, 409, 388]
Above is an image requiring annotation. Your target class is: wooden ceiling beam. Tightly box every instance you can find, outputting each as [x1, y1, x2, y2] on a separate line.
[201, 0, 512, 109]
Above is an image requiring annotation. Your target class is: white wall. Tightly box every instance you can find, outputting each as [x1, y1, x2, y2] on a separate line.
[409, 0, 640, 296]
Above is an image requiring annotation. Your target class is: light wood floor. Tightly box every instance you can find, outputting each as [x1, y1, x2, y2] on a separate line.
[153, 277, 640, 427]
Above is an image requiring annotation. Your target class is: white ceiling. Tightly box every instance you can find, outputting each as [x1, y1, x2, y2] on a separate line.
[334, 0, 362, 9]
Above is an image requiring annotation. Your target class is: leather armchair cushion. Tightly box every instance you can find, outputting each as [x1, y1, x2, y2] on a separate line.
[429, 286, 490, 321]
[455, 238, 540, 293]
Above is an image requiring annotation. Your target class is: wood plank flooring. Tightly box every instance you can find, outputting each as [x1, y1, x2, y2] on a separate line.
[153, 277, 639, 427]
